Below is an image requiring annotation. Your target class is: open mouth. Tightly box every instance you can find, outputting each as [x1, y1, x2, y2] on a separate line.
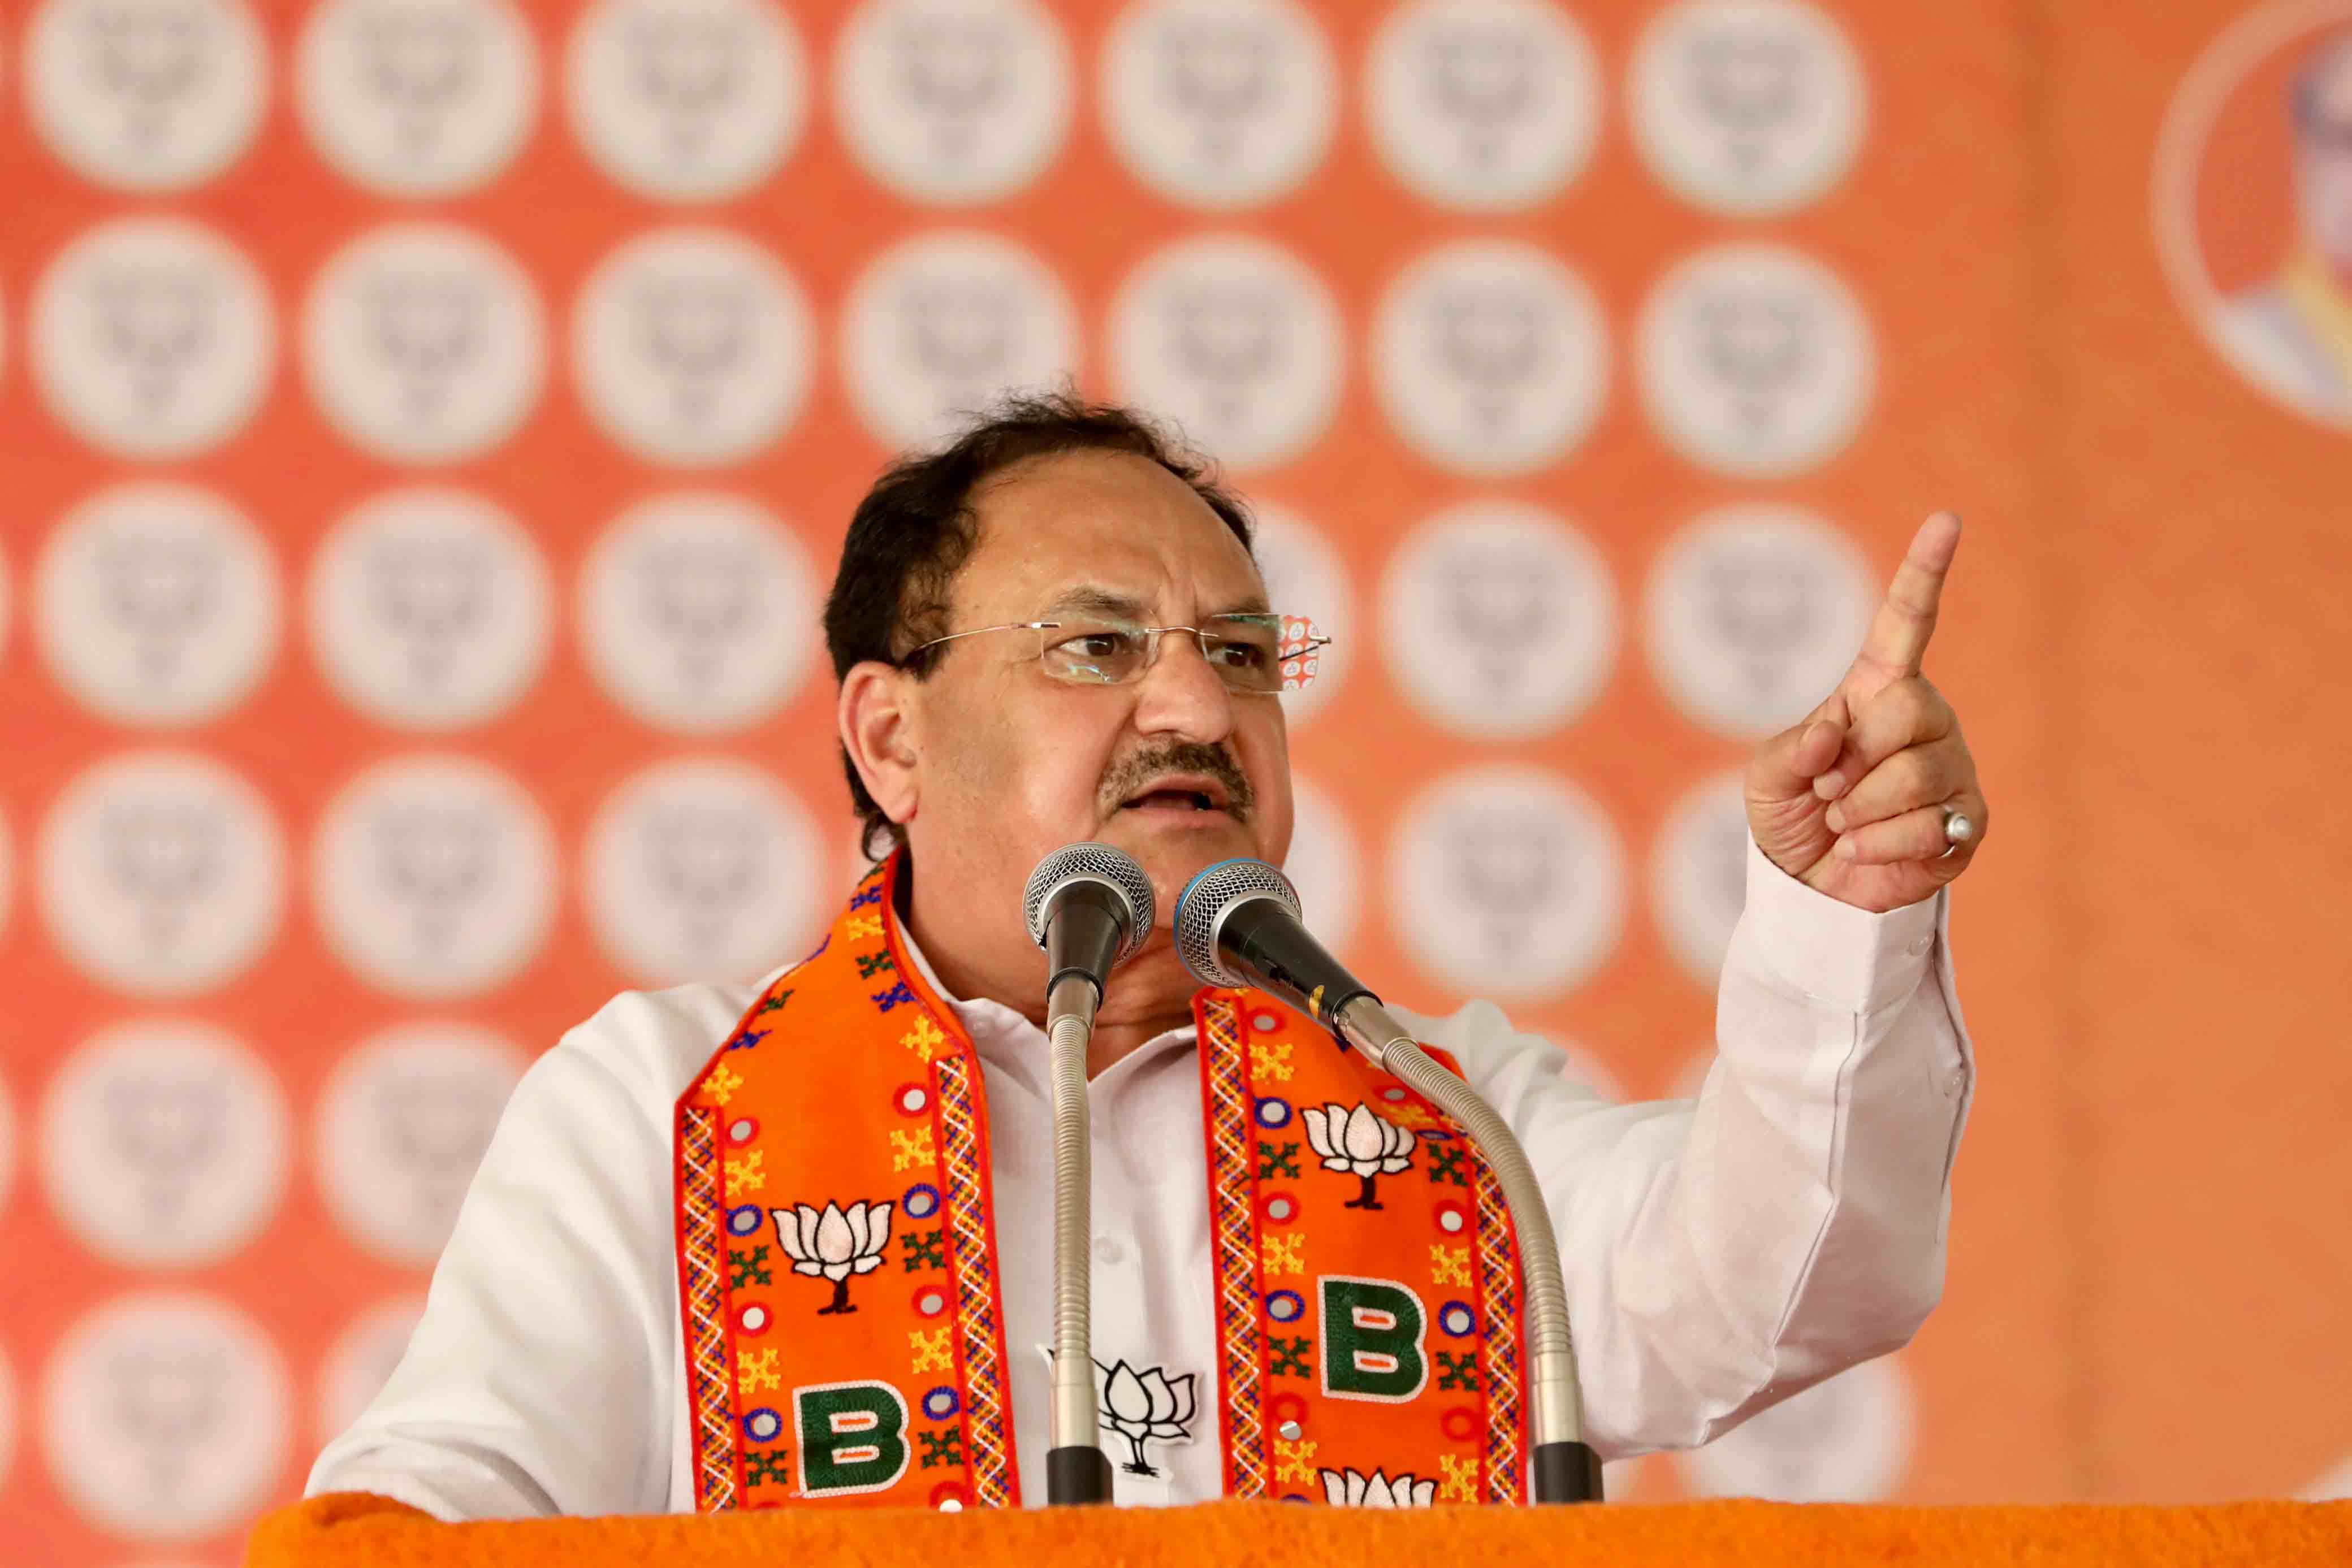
[1118, 776, 1233, 816]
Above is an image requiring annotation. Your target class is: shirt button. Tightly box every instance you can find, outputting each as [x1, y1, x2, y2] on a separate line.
[1093, 1236, 1125, 1266]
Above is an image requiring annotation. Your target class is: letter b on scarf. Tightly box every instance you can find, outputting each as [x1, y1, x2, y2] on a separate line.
[1318, 1276, 1429, 1402]
[793, 1380, 912, 1496]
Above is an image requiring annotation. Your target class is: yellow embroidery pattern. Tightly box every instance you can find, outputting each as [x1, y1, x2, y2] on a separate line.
[1261, 1232, 1305, 1275]
[739, 1348, 780, 1393]
[1250, 1040, 1294, 1081]
[724, 1150, 765, 1192]
[901, 1018, 946, 1063]
[910, 1327, 953, 1374]
[845, 913, 884, 942]
[890, 1127, 935, 1171]
[706, 1063, 743, 1106]
[1439, 1453, 1478, 1502]
[1430, 1244, 1471, 1288]
[1273, 1436, 1319, 1485]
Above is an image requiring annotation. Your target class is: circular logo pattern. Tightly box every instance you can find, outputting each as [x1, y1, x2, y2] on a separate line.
[302, 221, 547, 464]
[311, 754, 557, 998]
[40, 1017, 289, 1267]
[2154, 2, 2352, 428]
[37, 482, 281, 727]
[1644, 501, 1874, 740]
[1100, 0, 1338, 211]
[567, 0, 808, 201]
[833, 0, 1073, 206]
[1636, 240, 1874, 477]
[296, 0, 541, 197]
[1279, 772, 1360, 960]
[40, 1291, 291, 1539]
[1373, 240, 1610, 476]
[578, 492, 821, 732]
[315, 1293, 427, 1448]
[1388, 766, 1625, 1000]
[583, 757, 828, 986]
[314, 1021, 529, 1264]
[1248, 501, 1353, 728]
[1629, 0, 1867, 218]
[1649, 766, 1754, 987]
[841, 231, 1079, 451]
[573, 227, 814, 466]
[306, 487, 553, 731]
[1677, 1354, 1913, 1500]
[27, 0, 269, 191]
[38, 750, 285, 997]
[1364, 0, 1601, 212]
[32, 215, 275, 460]
[1378, 500, 1617, 739]
[1109, 233, 1344, 470]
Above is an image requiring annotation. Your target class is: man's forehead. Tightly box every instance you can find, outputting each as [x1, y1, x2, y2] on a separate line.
[958, 449, 1265, 609]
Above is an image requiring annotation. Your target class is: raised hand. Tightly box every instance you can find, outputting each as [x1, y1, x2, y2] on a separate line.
[1744, 512, 1987, 913]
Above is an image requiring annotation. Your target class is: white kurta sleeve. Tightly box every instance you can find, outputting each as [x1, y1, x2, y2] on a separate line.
[1411, 831, 1974, 1458]
[303, 990, 702, 1520]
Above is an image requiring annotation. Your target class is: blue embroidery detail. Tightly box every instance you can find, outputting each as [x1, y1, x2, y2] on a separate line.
[870, 980, 916, 1011]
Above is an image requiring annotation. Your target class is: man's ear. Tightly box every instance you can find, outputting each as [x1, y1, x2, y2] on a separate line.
[839, 660, 920, 831]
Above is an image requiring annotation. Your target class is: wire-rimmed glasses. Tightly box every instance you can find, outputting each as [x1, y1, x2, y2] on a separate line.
[901, 613, 1331, 694]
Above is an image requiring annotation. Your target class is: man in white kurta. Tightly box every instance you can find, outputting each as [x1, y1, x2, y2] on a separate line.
[308, 401, 1989, 1518]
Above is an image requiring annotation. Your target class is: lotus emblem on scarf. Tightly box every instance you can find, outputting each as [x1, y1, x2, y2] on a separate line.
[1095, 1358, 1198, 1476]
[1319, 1466, 1438, 1507]
[1301, 1100, 1418, 1210]
[772, 1199, 893, 1315]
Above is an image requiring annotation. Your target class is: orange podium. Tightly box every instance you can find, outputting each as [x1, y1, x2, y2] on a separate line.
[249, 1491, 2352, 1567]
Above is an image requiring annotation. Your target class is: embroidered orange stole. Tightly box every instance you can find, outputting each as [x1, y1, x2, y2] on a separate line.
[673, 854, 1529, 1510]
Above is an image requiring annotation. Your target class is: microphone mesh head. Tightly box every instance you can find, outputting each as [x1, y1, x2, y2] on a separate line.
[1173, 857, 1300, 987]
[1021, 842, 1155, 963]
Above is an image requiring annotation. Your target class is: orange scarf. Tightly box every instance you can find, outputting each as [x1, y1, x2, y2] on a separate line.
[673, 854, 1529, 1509]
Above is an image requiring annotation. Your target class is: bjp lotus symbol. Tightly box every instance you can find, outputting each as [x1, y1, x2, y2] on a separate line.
[1096, 1358, 1199, 1476]
[1302, 1101, 1418, 1210]
[1320, 1466, 1438, 1507]
[773, 1199, 893, 1315]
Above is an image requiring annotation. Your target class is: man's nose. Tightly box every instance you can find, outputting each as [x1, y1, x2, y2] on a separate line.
[1130, 630, 1236, 742]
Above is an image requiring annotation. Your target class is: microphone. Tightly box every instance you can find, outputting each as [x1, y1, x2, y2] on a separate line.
[1021, 843, 1154, 1506]
[1173, 857, 1605, 1505]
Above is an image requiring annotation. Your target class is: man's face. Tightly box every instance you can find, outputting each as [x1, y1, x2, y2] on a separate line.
[898, 448, 1295, 962]
[2294, 40, 2352, 271]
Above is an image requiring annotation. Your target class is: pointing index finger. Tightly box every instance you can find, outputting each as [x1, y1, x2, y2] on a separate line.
[1857, 512, 1962, 678]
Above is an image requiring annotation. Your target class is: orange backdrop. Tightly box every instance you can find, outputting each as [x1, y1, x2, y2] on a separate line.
[1, 1, 2348, 1563]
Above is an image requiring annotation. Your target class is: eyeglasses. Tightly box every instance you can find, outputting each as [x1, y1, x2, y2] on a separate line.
[901, 613, 1332, 694]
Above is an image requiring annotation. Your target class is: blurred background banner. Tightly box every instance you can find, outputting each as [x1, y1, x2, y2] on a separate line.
[0, 0, 2346, 1560]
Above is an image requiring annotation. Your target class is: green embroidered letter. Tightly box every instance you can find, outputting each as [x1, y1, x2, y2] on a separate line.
[1318, 1275, 1429, 1403]
[794, 1380, 911, 1496]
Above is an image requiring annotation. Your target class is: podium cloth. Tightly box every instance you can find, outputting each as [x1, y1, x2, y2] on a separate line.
[253, 1491, 2352, 1567]
[308, 833, 1973, 1517]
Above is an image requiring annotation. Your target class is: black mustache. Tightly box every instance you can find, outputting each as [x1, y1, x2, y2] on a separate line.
[1102, 742, 1255, 819]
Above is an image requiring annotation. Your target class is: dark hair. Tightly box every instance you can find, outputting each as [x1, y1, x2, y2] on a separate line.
[822, 391, 1257, 860]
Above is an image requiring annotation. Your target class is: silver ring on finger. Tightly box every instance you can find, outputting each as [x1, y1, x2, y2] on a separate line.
[1939, 803, 1975, 858]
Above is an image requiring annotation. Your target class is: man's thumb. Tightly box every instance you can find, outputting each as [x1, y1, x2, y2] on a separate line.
[1750, 692, 1848, 800]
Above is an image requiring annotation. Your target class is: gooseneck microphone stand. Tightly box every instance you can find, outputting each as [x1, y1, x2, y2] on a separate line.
[1021, 844, 1155, 1505]
[1174, 856, 1604, 1504]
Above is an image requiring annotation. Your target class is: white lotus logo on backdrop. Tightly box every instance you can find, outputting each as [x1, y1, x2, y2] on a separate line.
[1628, 0, 1866, 218]
[1302, 1101, 1416, 1210]
[1320, 1466, 1437, 1508]
[833, 0, 1073, 205]
[775, 1199, 894, 1315]
[27, 0, 270, 192]
[565, 0, 807, 201]
[1364, 0, 1599, 213]
[296, 0, 541, 198]
[1636, 241, 1873, 479]
[32, 216, 275, 460]
[1095, 1357, 1197, 1476]
[1100, 0, 1337, 210]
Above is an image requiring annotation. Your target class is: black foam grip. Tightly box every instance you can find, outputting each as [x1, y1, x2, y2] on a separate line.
[1046, 1444, 1113, 1505]
[1530, 1440, 1605, 1504]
